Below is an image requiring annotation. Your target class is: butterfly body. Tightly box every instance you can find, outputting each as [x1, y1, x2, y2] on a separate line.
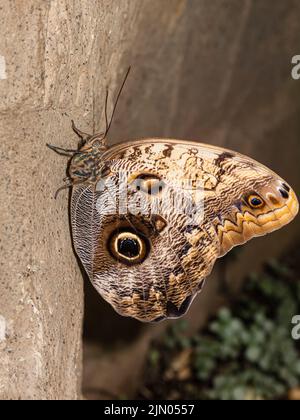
[64, 137, 298, 322]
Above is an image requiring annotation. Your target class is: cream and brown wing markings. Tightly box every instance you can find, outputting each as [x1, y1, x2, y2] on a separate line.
[68, 138, 298, 322]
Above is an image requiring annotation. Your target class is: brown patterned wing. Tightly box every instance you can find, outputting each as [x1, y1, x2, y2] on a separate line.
[70, 139, 298, 322]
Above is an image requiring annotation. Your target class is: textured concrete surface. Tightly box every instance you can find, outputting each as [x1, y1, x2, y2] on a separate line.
[0, 0, 300, 400]
[0, 0, 114, 400]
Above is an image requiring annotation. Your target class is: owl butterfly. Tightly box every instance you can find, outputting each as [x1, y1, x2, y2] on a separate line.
[48, 72, 299, 323]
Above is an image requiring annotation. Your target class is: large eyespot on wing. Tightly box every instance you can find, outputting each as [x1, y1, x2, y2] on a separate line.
[108, 229, 150, 265]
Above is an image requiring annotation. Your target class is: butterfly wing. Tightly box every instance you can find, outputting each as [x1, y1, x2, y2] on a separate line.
[71, 139, 298, 322]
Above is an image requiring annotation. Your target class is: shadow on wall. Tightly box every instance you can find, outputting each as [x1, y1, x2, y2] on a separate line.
[83, 277, 145, 348]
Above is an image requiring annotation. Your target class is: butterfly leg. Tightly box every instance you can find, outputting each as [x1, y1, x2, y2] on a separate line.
[54, 180, 73, 199]
[47, 120, 93, 154]
[71, 120, 92, 143]
[46, 143, 80, 156]
[54, 177, 84, 198]
[71, 119, 108, 149]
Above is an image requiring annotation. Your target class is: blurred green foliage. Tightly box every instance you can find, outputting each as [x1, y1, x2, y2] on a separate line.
[141, 254, 300, 400]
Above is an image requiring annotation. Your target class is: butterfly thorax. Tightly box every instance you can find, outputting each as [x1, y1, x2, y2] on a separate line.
[69, 140, 108, 184]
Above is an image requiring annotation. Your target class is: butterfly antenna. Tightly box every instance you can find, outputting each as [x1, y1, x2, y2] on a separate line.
[104, 66, 131, 139]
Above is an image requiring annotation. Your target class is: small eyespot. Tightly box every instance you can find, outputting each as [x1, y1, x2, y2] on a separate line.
[132, 174, 165, 195]
[279, 188, 289, 199]
[108, 230, 150, 265]
[247, 194, 265, 209]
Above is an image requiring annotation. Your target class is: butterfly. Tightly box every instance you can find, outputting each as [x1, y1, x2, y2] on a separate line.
[48, 70, 299, 322]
